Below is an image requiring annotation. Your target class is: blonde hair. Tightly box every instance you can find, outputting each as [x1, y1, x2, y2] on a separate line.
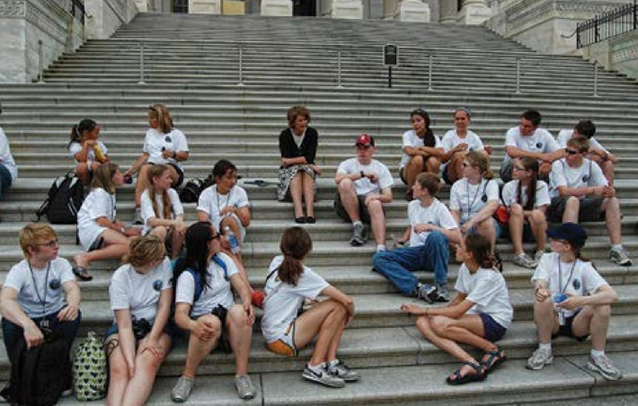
[128, 235, 165, 268]
[567, 137, 590, 154]
[146, 164, 172, 220]
[91, 162, 119, 194]
[148, 104, 174, 134]
[466, 151, 493, 180]
[19, 223, 58, 259]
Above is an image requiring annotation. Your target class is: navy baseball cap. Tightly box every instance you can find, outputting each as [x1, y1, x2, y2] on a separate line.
[547, 222, 588, 248]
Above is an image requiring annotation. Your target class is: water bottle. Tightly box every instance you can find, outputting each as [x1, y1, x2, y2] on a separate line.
[552, 292, 568, 303]
[224, 226, 240, 254]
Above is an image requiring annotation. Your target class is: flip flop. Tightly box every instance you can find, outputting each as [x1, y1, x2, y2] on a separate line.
[72, 264, 93, 281]
[482, 346, 506, 374]
[446, 361, 486, 385]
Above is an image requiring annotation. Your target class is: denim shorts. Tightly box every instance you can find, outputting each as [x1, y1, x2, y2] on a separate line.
[480, 313, 507, 342]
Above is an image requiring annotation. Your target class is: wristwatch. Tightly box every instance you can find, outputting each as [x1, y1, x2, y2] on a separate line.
[360, 171, 365, 179]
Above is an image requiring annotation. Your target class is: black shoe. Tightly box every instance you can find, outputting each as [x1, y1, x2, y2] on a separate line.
[72, 264, 93, 281]
[295, 217, 306, 224]
[306, 216, 316, 224]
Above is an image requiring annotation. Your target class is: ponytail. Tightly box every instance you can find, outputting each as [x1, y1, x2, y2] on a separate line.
[277, 227, 313, 286]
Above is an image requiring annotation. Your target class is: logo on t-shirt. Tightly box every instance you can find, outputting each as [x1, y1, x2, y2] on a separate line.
[536, 142, 543, 149]
[582, 174, 590, 183]
[49, 279, 61, 290]
[573, 279, 581, 290]
[153, 280, 163, 291]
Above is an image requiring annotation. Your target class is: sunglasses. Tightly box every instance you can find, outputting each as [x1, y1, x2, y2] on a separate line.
[565, 149, 579, 155]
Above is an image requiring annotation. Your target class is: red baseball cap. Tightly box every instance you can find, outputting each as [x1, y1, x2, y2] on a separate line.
[355, 133, 375, 147]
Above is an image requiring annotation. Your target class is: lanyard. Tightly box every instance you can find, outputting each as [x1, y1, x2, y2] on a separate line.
[216, 187, 233, 213]
[29, 262, 51, 317]
[464, 178, 485, 218]
[558, 258, 577, 294]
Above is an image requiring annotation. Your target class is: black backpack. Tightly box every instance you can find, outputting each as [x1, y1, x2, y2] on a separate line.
[35, 172, 85, 224]
[8, 335, 72, 406]
[179, 175, 214, 203]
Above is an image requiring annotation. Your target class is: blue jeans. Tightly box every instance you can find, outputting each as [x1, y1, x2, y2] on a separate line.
[0, 163, 12, 198]
[372, 230, 450, 295]
[2, 308, 81, 365]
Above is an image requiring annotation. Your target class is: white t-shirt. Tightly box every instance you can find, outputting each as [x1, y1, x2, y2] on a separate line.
[3, 258, 75, 318]
[549, 158, 607, 198]
[531, 252, 608, 322]
[175, 253, 239, 318]
[0, 127, 18, 182]
[197, 185, 250, 234]
[449, 178, 500, 223]
[454, 264, 513, 329]
[399, 129, 443, 169]
[261, 255, 330, 343]
[556, 129, 609, 154]
[441, 129, 485, 170]
[501, 179, 550, 208]
[336, 158, 394, 196]
[77, 188, 117, 251]
[407, 199, 458, 247]
[140, 188, 184, 235]
[503, 126, 560, 164]
[109, 257, 173, 322]
[143, 128, 189, 170]
[68, 140, 109, 165]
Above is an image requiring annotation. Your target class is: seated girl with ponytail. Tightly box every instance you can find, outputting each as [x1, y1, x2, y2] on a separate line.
[400, 233, 513, 385]
[68, 119, 109, 185]
[261, 227, 359, 388]
[501, 157, 550, 269]
[140, 164, 186, 258]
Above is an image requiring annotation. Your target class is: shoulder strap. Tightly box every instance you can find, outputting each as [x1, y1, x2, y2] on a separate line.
[212, 254, 228, 281]
[186, 268, 203, 303]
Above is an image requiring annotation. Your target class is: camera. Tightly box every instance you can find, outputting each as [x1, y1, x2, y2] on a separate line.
[132, 318, 151, 340]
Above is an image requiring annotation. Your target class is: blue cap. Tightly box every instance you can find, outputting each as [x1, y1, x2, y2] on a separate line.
[547, 222, 588, 248]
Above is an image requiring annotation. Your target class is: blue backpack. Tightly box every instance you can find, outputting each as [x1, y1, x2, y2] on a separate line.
[172, 255, 228, 303]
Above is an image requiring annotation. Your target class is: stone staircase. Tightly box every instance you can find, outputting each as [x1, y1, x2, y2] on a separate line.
[1, 12, 638, 405]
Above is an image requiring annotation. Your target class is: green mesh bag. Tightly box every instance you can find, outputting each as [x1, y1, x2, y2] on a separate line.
[73, 331, 108, 401]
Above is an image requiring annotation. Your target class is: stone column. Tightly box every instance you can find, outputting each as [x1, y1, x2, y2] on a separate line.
[394, 0, 430, 23]
[383, 0, 399, 19]
[458, 0, 490, 25]
[439, 0, 457, 23]
[260, 0, 292, 16]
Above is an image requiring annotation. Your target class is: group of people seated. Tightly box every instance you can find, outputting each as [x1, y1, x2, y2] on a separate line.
[0, 104, 630, 404]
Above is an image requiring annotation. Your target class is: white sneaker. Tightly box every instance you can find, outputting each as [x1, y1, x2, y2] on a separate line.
[534, 250, 545, 262]
[610, 248, 632, 266]
[328, 360, 361, 382]
[234, 374, 256, 399]
[513, 253, 537, 269]
[526, 347, 553, 370]
[302, 364, 345, 388]
[587, 353, 623, 381]
[171, 376, 194, 403]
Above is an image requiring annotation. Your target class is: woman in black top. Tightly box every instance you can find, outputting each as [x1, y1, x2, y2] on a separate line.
[278, 106, 321, 223]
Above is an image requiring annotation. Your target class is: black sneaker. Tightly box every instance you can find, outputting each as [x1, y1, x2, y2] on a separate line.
[415, 283, 438, 304]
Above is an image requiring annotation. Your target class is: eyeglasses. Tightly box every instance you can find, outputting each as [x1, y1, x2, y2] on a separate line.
[565, 149, 579, 155]
[210, 234, 221, 241]
[512, 166, 526, 171]
[38, 240, 59, 249]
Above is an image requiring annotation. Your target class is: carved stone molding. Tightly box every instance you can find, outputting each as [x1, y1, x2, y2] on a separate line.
[0, 0, 27, 18]
[612, 37, 638, 63]
[25, 1, 68, 44]
[506, 0, 628, 27]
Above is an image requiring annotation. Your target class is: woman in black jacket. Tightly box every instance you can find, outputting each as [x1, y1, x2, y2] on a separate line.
[278, 106, 321, 223]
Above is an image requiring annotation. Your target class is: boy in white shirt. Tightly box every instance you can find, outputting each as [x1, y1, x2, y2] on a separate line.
[373, 173, 462, 303]
[0, 123, 18, 202]
[556, 120, 617, 184]
[527, 223, 622, 381]
[334, 134, 394, 251]
[499, 109, 564, 182]
[548, 137, 631, 266]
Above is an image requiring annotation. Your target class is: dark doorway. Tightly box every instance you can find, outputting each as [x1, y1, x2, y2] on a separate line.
[293, 0, 316, 16]
[173, 0, 189, 13]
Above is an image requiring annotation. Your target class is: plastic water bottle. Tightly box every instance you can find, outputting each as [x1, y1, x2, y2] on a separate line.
[224, 226, 240, 254]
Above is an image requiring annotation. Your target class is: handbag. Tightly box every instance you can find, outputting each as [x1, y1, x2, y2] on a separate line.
[494, 205, 510, 225]
[73, 331, 108, 401]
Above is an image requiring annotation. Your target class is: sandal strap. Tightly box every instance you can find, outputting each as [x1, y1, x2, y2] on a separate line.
[462, 360, 484, 374]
